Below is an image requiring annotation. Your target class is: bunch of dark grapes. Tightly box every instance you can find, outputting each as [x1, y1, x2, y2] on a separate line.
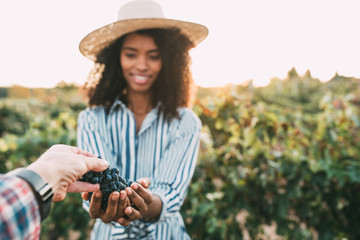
[80, 166, 134, 211]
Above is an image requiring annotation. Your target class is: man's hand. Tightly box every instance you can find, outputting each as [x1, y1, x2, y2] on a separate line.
[27, 144, 108, 202]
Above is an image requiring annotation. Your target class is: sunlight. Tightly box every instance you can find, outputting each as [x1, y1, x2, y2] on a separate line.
[0, 0, 360, 88]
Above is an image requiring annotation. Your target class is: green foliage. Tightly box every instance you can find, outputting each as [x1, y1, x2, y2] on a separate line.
[1, 71, 360, 239]
[0, 105, 29, 137]
[0, 90, 89, 240]
[254, 68, 324, 113]
[183, 85, 360, 239]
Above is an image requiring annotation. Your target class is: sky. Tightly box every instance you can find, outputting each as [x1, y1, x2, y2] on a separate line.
[0, 0, 359, 88]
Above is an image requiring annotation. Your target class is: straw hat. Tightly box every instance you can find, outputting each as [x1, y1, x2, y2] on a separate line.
[79, 0, 209, 61]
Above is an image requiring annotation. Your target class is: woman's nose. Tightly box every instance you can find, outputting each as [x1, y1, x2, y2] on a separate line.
[136, 56, 147, 71]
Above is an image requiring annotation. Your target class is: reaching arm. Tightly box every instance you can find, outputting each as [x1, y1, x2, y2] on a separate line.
[0, 144, 108, 239]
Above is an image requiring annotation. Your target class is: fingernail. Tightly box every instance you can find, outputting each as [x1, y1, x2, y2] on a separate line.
[126, 188, 132, 195]
[95, 191, 101, 197]
[142, 179, 149, 187]
[112, 192, 119, 200]
[120, 192, 126, 200]
[126, 208, 132, 214]
[132, 183, 138, 190]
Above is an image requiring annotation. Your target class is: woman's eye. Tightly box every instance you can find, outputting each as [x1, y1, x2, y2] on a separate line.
[149, 55, 160, 60]
[125, 53, 136, 58]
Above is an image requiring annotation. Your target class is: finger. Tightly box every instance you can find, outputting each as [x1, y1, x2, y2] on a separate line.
[131, 183, 153, 204]
[67, 182, 100, 193]
[89, 191, 103, 218]
[125, 187, 147, 213]
[81, 155, 109, 173]
[102, 192, 120, 223]
[116, 190, 129, 219]
[124, 206, 141, 221]
[137, 177, 150, 188]
[82, 192, 90, 201]
[117, 217, 132, 227]
[69, 146, 96, 157]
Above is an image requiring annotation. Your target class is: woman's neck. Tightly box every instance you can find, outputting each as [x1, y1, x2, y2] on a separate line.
[127, 91, 153, 116]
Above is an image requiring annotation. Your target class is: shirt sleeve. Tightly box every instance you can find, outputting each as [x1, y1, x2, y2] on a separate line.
[0, 174, 41, 240]
[150, 109, 202, 222]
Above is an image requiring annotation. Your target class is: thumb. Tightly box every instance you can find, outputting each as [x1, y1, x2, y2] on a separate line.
[82, 156, 109, 173]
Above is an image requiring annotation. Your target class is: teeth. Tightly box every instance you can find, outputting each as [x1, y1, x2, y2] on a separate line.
[135, 75, 147, 80]
[133, 75, 149, 84]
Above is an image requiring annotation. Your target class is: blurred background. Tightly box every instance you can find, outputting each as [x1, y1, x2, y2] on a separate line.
[1, 0, 360, 239]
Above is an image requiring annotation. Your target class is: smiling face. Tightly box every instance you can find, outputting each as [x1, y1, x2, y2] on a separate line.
[120, 33, 162, 96]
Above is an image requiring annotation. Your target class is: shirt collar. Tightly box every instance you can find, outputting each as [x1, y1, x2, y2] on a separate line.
[109, 98, 162, 135]
[109, 98, 127, 113]
[109, 98, 162, 113]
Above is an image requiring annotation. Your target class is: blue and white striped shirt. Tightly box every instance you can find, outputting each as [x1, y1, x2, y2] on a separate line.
[77, 99, 201, 239]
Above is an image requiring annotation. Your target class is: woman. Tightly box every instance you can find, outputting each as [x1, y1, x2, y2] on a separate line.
[77, 0, 208, 239]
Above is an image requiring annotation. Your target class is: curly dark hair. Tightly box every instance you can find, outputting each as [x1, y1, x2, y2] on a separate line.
[84, 28, 195, 120]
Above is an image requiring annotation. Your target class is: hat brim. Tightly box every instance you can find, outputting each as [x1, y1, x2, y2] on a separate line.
[79, 18, 209, 61]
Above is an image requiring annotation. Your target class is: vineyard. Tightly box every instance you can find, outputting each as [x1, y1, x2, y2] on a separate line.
[1, 69, 360, 239]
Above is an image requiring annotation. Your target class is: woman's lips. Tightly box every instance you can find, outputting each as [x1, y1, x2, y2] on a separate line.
[132, 74, 150, 84]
